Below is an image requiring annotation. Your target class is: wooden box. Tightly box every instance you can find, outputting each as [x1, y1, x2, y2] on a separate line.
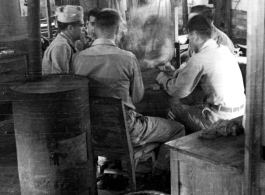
[166, 132, 245, 195]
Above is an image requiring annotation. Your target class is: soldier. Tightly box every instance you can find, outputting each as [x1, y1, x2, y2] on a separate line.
[181, 5, 235, 63]
[42, 5, 84, 74]
[157, 15, 245, 133]
[73, 8, 185, 178]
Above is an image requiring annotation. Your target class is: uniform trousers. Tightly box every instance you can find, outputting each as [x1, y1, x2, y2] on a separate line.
[98, 109, 185, 175]
[126, 110, 185, 174]
[168, 103, 245, 133]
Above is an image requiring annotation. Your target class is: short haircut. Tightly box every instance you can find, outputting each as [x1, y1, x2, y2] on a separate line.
[187, 15, 211, 38]
[84, 7, 101, 22]
[190, 5, 214, 23]
[96, 8, 121, 28]
[57, 21, 82, 31]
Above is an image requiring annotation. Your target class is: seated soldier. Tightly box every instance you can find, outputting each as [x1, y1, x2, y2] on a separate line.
[42, 5, 84, 74]
[156, 15, 245, 133]
[181, 5, 235, 63]
[76, 7, 102, 50]
[72, 8, 185, 176]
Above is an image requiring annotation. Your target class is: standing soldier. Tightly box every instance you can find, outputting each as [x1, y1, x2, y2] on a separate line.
[42, 5, 84, 74]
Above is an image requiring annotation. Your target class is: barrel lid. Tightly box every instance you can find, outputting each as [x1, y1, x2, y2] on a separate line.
[11, 74, 89, 94]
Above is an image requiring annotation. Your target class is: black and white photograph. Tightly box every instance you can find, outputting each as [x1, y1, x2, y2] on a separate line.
[0, 0, 259, 194]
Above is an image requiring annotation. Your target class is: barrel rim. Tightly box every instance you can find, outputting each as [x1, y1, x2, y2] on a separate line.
[10, 74, 89, 94]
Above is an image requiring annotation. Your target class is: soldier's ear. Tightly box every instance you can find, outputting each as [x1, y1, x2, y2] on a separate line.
[68, 24, 77, 32]
[192, 31, 199, 41]
[115, 25, 120, 35]
[94, 25, 99, 35]
[67, 24, 73, 31]
[188, 31, 195, 39]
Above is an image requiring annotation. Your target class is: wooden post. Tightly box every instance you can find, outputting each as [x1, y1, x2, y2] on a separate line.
[245, 0, 265, 194]
[45, 0, 53, 39]
[174, 0, 181, 68]
[182, 0, 188, 29]
[213, 0, 222, 28]
[174, 6, 178, 42]
[27, 0, 42, 78]
[224, 0, 231, 37]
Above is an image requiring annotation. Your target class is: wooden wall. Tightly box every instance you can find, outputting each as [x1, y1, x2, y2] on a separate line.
[245, 0, 265, 194]
[79, 0, 97, 12]
[54, 0, 80, 6]
[0, 0, 28, 51]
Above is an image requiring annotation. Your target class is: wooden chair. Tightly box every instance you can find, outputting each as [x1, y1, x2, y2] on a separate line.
[89, 96, 160, 191]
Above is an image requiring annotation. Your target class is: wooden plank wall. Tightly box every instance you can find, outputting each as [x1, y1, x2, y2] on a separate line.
[54, 0, 80, 6]
[245, 0, 265, 194]
[0, 0, 28, 42]
[0, 0, 28, 52]
[79, 0, 97, 12]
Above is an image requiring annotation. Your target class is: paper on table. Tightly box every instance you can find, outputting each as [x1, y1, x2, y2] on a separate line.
[180, 44, 189, 50]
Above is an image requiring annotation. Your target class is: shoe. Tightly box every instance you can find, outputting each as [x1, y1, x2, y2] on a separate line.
[97, 174, 128, 191]
[141, 173, 170, 194]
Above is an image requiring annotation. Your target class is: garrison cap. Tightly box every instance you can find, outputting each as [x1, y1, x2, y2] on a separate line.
[56, 5, 84, 24]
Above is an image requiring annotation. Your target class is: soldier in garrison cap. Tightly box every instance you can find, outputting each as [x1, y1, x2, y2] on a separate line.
[42, 5, 84, 74]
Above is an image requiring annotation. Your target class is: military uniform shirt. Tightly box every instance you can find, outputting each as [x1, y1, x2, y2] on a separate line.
[42, 32, 76, 74]
[161, 39, 245, 108]
[72, 38, 144, 110]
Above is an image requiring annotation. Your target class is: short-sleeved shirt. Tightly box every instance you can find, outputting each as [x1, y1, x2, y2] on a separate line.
[72, 38, 144, 110]
[42, 32, 76, 74]
[162, 39, 245, 108]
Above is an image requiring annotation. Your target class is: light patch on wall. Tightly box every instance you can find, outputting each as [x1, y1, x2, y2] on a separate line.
[20, 0, 28, 17]
[232, 0, 247, 11]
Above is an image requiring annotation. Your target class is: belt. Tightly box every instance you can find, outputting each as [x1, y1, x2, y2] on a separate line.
[208, 103, 244, 113]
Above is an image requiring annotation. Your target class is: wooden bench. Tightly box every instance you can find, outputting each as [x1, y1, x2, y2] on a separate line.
[166, 131, 244, 195]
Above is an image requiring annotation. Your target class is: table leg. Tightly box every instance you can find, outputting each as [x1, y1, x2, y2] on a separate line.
[171, 150, 180, 195]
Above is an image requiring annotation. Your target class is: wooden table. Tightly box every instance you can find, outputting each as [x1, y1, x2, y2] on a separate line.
[166, 132, 245, 195]
[135, 68, 171, 117]
[135, 68, 205, 117]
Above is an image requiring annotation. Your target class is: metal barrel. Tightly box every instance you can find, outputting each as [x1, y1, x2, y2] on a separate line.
[11, 75, 95, 195]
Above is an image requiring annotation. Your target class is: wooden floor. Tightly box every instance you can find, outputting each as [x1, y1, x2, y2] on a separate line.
[0, 118, 19, 194]
[0, 149, 161, 195]
[0, 153, 20, 195]
[0, 122, 169, 195]
[0, 152, 119, 195]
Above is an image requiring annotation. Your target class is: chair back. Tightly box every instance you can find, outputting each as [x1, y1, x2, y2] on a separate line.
[90, 96, 159, 191]
[89, 96, 134, 160]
